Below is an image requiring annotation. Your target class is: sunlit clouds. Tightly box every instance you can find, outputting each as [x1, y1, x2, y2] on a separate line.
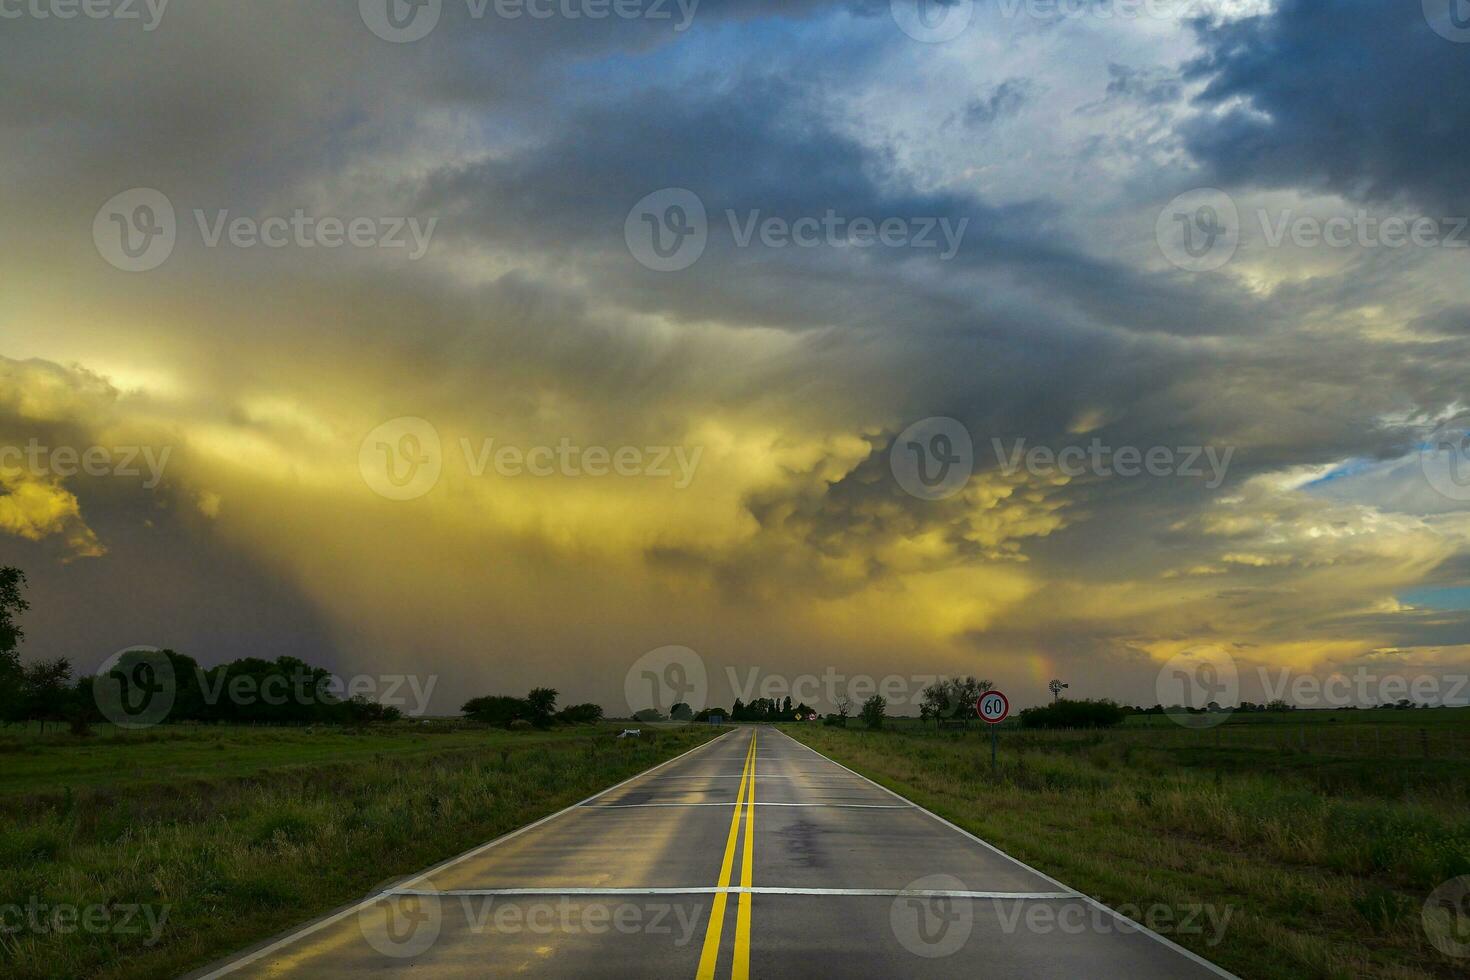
[2, 0, 1468, 709]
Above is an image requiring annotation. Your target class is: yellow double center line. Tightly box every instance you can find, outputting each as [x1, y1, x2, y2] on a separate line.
[695, 730, 756, 980]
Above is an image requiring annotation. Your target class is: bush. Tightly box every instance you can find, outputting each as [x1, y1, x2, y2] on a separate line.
[556, 703, 604, 724]
[462, 695, 531, 727]
[1019, 698, 1126, 730]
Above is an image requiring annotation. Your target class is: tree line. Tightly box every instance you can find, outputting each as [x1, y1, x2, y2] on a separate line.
[1, 567, 403, 732]
[461, 689, 604, 728]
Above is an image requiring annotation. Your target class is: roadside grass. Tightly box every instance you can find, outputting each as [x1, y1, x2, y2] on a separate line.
[0, 723, 725, 979]
[781, 720, 1470, 980]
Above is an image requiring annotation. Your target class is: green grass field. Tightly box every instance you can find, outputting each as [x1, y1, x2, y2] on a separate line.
[0, 722, 725, 979]
[782, 711, 1470, 980]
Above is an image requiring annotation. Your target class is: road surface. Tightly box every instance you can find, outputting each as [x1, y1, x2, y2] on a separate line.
[193, 727, 1235, 978]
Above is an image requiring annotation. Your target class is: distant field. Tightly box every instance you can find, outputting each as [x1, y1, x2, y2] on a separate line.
[0, 721, 600, 796]
[784, 713, 1470, 980]
[0, 722, 725, 979]
[878, 707, 1470, 761]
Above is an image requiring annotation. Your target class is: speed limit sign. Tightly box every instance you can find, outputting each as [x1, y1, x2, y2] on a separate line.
[976, 691, 1009, 724]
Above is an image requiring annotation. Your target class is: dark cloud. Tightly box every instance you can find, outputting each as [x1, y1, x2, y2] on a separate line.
[1184, 0, 1470, 214]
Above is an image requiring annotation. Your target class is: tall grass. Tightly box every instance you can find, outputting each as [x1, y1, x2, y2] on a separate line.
[0, 725, 722, 979]
[785, 723, 1470, 979]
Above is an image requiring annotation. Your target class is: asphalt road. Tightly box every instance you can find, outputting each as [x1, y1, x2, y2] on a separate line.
[194, 727, 1235, 979]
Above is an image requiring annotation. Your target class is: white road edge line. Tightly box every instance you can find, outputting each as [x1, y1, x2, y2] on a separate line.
[190, 728, 739, 979]
[772, 727, 1241, 980]
[388, 887, 1079, 899]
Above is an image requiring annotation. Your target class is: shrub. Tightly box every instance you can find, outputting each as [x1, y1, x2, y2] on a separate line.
[462, 695, 531, 727]
[556, 703, 604, 724]
[1019, 698, 1126, 730]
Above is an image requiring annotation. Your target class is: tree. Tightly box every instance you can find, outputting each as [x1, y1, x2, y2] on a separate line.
[525, 687, 559, 727]
[0, 646, 20, 727]
[342, 695, 402, 724]
[0, 567, 27, 657]
[22, 658, 73, 734]
[860, 694, 886, 730]
[920, 677, 992, 724]
[834, 696, 851, 727]
[669, 702, 693, 721]
[0, 568, 26, 727]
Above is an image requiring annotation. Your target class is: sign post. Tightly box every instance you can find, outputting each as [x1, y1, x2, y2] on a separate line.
[975, 691, 1010, 774]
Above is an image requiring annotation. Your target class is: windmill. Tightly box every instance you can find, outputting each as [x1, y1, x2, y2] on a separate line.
[1048, 679, 1069, 702]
